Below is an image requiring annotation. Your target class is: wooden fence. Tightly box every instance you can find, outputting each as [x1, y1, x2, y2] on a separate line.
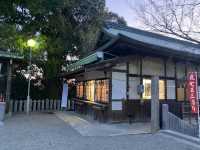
[162, 104, 198, 137]
[9, 99, 61, 113]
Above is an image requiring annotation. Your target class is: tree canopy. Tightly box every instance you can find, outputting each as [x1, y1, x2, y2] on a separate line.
[0, 0, 105, 75]
[0, 0, 126, 99]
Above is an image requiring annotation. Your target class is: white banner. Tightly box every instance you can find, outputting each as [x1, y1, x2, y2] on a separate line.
[61, 83, 68, 108]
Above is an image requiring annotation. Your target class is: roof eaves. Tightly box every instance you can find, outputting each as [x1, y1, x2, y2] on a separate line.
[104, 22, 200, 50]
[105, 26, 200, 56]
[118, 34, 200, 61]
[93, 34, 120, 52]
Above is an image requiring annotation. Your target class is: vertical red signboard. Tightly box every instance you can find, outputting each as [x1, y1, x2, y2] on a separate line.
[187, 72, 199, 113]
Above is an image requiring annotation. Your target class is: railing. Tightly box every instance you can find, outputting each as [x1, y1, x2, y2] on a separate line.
[9, 99, 61, 113]
[162, 104, 198, 137]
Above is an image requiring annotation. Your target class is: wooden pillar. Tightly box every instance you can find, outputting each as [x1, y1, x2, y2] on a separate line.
[164, 59, 167, 100]
[5, 59, 12, 116]
[175, 61, 178, 100]
[139, 56, 143, 100]
[184, 62, 187, 102]
[108, 73, 113, 120]
[126, 62, 129, 100]
[151, 76, 160, 133]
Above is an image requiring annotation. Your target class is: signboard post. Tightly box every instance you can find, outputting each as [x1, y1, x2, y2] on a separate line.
[187, 72, 200, 138]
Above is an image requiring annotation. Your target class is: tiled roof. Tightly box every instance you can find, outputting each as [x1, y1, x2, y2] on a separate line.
[0, 50, 24, 59]
[104, 22, 200, 56]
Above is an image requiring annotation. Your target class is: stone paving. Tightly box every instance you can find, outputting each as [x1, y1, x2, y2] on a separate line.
[0, 112, 199, 150]
[56, 111, 151, 136]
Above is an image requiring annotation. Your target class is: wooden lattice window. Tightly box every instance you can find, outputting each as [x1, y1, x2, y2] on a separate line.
[76, 82, 84, 98]
[85, 80, 95, 101]
[95, 80, 109, 103]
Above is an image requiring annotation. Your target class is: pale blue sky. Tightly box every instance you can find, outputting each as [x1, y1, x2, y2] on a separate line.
[106, 0, 139, 27]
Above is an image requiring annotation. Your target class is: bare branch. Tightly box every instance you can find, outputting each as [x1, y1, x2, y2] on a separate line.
[128, 0, 200, 44]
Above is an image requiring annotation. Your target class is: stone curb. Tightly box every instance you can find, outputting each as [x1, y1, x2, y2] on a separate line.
[160, 130, 200, 145]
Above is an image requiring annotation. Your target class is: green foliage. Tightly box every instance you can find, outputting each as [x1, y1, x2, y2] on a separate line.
[0, 0, 106, 99]
[0, 0, 105, 67]
[0, 0, 127, 99]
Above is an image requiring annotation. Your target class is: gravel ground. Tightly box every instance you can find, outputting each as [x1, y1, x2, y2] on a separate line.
[0, 112, 199, 150]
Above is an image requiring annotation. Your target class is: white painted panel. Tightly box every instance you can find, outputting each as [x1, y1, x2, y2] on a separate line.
[167, 80, 176, 99]
[142, 57, 164, 76]
[112, 101, 122, 110]
[112, 72, 126, 99]
[166, 60, 175, 77]
[129, 77, 140, 99]
[113, 63, 127, 70]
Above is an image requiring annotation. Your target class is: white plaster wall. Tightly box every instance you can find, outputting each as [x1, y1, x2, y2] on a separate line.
[129, 57, 140, 74]
[166, 60, 175, 77]
[167, 80, 176, 99]
[112, 72, 127, 100]
[142, 56, 164, 76]
[129, 77, 140, 99]
[176, 62, 185, 79]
